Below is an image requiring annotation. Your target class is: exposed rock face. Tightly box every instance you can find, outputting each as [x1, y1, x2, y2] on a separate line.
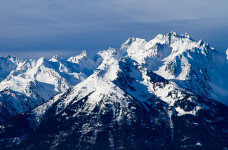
[0, 32, 228, 150]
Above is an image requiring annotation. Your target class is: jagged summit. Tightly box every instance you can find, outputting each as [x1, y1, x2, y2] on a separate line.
[181, 32, 191, 38]
[49, 54, 60, 62]
[166, 31, 191, 39]
[0, 51, 101, 123]
[116, 32, 227, 103]
[0, 32, 228, 150]
[67, 50, 88, 64]
[7, 51, 228, 149]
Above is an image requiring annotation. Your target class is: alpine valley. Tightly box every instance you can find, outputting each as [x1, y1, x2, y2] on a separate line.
[0, 32, 228, 150]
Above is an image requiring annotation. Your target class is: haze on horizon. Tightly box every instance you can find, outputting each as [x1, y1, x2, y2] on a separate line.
[0, 0, 228, 58]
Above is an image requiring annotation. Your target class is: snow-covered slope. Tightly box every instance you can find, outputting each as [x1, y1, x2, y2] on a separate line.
[2, 47, 227, 150]
[0, 56, 21, 82]
[67, 50, 102, 76]
[0, 51, 101, 122]
[0, 32, 228, 150]
[118, 32, 228, 104]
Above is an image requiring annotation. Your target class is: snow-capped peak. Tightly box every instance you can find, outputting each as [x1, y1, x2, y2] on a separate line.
[68, 50, 88, 64]
[0, 31, 228, 125]
[104, 31, 227, 105]
[121, 37, 136, 47]
[120, 37, 146, 50]
[78, 50, 88, 58]
[49, 54, 59, 62]
[1, 32, 228, 150]
[168, 31, 178, 37]
[181, 32, 191, 39]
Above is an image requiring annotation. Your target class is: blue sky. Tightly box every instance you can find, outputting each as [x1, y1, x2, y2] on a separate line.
[0, 0, 228, 58]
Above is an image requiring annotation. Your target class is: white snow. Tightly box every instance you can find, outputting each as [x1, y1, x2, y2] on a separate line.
[226, 49, 228, 60]
[117, 32, 227, 105]
[1, 31, 228, 123]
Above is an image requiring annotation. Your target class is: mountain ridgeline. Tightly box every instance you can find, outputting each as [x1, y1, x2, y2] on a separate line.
[0, 32, 228, 150]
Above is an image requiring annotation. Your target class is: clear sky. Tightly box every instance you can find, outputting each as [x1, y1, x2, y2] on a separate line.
[0, 0, 228, 58]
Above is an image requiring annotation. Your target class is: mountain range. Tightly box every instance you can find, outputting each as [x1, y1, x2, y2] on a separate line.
[0, 32, 228, 150]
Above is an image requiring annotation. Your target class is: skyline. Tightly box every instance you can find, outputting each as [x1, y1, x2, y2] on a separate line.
[0, 0, 228, 58]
